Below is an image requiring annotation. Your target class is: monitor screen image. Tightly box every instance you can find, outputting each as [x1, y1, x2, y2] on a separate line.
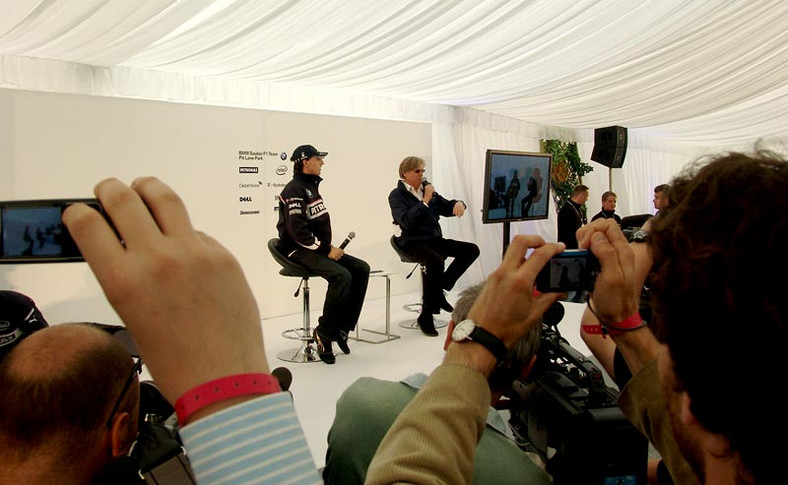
[482, 149, 552, 223]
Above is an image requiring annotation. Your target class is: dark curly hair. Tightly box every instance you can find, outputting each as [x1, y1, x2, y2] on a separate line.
[649, 151, 788, 484]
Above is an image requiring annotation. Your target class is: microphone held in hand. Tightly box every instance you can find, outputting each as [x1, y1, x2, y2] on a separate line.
[339, 231, 356, 249]
[421, 178, 431, 188]
[271, 367, 293, 392]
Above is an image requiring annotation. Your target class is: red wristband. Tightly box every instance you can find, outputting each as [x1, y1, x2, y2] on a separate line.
[582, 312, 645, 338]
[175, 373, 281, 426]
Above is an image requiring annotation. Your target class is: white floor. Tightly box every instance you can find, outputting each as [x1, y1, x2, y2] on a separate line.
[259, 287, 592, 469]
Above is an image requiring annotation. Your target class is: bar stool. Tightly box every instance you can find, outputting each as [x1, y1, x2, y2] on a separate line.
[389, 236, 448, 330]
[267, 238, 320, 363]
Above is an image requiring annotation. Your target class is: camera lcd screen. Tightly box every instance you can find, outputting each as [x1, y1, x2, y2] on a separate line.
[536, 250, 598, 292]
[0, 201, 90, 263]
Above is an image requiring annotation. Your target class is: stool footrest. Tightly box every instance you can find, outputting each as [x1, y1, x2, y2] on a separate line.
[277, 341, 319, 363]
[281, 327, 313, 341]
[398, 318, 449, 330]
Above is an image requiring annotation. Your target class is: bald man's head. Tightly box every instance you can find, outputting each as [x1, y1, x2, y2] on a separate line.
[0, 323, 139, 462]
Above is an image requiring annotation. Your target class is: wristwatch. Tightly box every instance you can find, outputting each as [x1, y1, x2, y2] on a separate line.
[451, 319, 508, 364]
[631, 229, 650, 243]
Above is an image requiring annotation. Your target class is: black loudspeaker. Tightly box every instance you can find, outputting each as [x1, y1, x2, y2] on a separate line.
[591, 126, 628, 168]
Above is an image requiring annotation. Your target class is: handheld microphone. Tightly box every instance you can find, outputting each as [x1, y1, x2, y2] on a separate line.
[421, 178, 431, 188]
[339, 231, 356, 249]
[271, 366, 293, 392]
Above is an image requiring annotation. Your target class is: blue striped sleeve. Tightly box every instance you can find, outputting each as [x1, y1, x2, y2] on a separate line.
[179, 392, 321, 485]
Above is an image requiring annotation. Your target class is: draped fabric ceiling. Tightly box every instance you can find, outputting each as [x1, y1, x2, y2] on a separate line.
[2, 0, 787, 148]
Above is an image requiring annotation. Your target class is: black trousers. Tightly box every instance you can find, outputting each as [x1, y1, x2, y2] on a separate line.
[288, 249, 370, 339]
[401, 238, 480, 313]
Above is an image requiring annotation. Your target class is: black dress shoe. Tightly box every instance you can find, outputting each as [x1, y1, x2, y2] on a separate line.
[417, 312, 439, 337]
[336, 330, 351, 355]
[438, 292, 454, 313]
[313, 328, 336, 364]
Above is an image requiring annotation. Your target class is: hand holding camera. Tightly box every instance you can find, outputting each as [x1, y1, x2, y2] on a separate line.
[62, 177, 270, 410]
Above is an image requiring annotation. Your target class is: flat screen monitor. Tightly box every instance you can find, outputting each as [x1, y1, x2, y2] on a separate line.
[482, 149, 552, 223]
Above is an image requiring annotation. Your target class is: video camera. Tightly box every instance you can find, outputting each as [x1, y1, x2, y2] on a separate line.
[504, 305, 648, 484]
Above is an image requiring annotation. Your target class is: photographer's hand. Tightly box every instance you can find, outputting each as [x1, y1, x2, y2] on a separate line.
[452, 235, 564, 376]
[63, 177, 269, 419]
[577, 219, 639, 323]
[577, 219, 659, 375]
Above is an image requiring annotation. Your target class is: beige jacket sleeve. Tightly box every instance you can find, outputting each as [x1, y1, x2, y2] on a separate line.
[365, 364, 491, 485]
[618, 357, 700, 485]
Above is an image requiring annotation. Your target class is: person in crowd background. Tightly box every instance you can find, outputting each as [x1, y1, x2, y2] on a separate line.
[580, 215, 697, 485]
[0, 322, 142, 484]
[389, 156, 480, 336]
[0, 290, 49, 361]
[277, 144, 370, 364]
[365, 234, 564, 483]
[591, 190, 622, 225]
[323, 282, 551, 485]
[557, 184, 589, 248]
[653, 184, 670, 216]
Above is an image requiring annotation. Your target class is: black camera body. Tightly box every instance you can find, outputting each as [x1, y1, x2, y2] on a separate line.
[506, 322, 648, 484]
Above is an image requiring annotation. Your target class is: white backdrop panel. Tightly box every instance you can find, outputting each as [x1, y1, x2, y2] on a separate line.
[0, 89, 431, 325]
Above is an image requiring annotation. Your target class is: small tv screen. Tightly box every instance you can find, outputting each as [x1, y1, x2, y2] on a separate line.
[483, 149, 552, 223]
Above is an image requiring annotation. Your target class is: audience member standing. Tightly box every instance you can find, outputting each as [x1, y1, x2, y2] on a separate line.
[556, 184, 589, 248]
[277, 144, 370, 364]
[591, 191, 622, 225]
[653, 183, 670, 216]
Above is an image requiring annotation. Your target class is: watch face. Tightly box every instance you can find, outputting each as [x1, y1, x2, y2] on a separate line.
[452, 320, 475, 341]
[632, 230, 650, 243]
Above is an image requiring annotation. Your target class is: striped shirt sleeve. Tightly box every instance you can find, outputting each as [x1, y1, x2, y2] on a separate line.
[178, 392, 321, 485]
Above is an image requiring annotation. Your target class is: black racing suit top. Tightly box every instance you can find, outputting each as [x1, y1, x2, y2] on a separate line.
[277, 172, 332, 256]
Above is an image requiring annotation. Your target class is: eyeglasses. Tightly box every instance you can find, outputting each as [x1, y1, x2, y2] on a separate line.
[414, 169, 425, 174]
[106, 358, 143, 429]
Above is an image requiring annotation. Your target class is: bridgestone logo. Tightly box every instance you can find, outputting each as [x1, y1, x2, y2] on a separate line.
[239, 167, 259, 173]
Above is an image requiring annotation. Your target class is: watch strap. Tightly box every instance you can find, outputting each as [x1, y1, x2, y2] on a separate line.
[457, 320, 507, 364]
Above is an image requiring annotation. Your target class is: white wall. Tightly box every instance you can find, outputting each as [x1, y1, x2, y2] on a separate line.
[0, 89, 431, 324]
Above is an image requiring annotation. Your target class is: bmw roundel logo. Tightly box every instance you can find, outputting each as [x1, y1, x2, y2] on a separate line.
[280, 152, 287, 160]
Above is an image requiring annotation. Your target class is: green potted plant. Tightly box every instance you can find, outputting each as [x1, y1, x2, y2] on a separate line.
[541, 139, 593, 214]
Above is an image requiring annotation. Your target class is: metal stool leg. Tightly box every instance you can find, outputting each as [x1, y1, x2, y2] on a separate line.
[351, 272, 401, 344]
[398, 265, 448, 330]
[278, 277, 319, 363]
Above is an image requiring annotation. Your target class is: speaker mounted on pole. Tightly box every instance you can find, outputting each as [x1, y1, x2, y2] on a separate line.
[591, 126, 628, 168]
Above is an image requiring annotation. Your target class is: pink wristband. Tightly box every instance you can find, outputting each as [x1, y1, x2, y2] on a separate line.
[582, 312, 645, 338]
[175, 373, 281, 426]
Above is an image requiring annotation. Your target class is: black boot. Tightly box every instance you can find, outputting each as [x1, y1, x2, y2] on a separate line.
[417, 311, 438, 337]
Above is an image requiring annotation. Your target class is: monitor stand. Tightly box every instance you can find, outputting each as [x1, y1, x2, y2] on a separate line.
[502, 221, 510, 260]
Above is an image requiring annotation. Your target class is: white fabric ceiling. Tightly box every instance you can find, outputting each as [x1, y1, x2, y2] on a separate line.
[2, 0, 787, 147]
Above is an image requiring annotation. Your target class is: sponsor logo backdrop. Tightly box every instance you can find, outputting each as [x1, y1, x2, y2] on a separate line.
[0, 89, 430, 319]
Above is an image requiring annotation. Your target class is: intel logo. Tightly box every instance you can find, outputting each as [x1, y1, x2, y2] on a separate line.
[276, 165, 288, 176]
